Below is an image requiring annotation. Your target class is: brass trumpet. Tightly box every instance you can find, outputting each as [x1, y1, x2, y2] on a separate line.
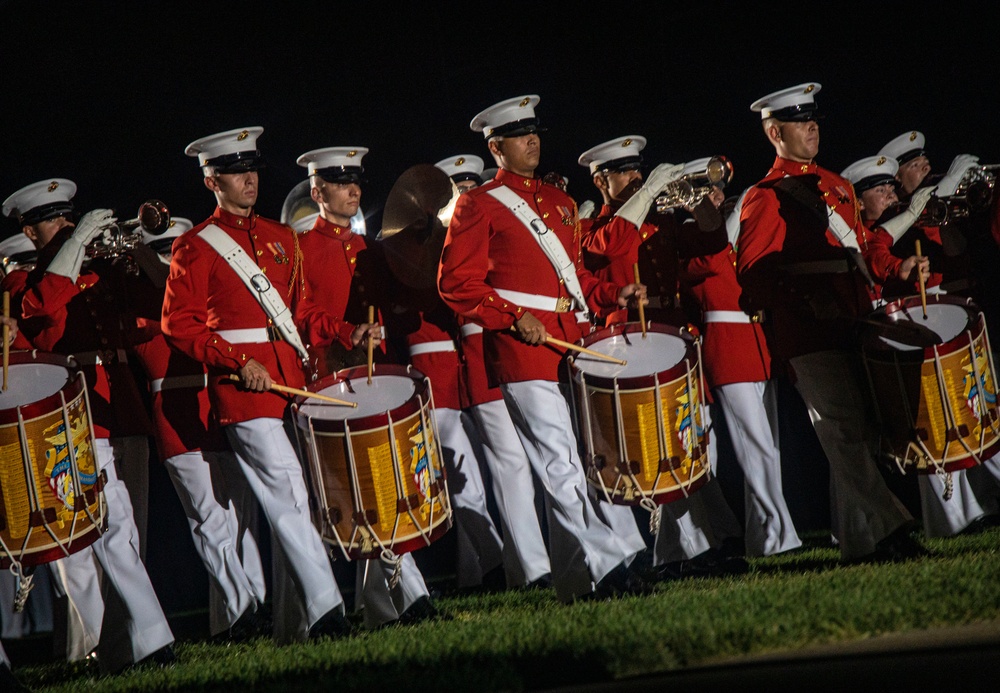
[655, 156, 734, 212]
[86, 199, 171, 261]
[884, 195, 969, 228]
[952, 164, 998, 210]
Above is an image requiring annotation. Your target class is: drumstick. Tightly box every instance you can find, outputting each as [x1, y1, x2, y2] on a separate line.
[545, 336, 627, 366]
[226, 374, 358, 407]
[366, 305, 375, 385]
[2, 291, 9, 392]
[915, 239, 928, 320]
[633, 263, 647, 339]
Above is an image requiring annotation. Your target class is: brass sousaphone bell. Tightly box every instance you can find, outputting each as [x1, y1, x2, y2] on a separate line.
[378, 164, 459, 290]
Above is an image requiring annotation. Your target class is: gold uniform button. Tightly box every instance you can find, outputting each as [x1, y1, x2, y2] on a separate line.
[345, 243, 351, 250]
[241, 354, 247, 361]
[256, 250, 263, 256]
[228, 346, 233, 351]
[542, 212, 549, 219]
[349, 258, 356, 264]
[641, 233, 648, 240]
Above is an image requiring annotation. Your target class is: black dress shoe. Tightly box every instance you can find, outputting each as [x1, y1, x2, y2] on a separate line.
[0, 663, 31, 692]
[479, 564, 508, 593]
[855, 526, 931, 564]
[593, 561, 654, 599]
[397, 596, 450, 626]
[523, 573, 552, 590]
[216, 605, 266, 642]
[657, 547, 749, 581]
[137, 644, 177, 669]
[308, 608, 355, 640]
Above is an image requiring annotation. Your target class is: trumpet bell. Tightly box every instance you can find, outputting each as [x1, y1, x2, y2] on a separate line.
[134, 199, 171, 236]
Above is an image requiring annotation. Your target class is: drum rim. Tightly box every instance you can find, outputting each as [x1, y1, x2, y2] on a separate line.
[571, 321, 698, 387]
[293, 363, 432, 431]
[0, 350, 85, 425]
[0, 522, 103, 570]
[862, 294, 986, 358]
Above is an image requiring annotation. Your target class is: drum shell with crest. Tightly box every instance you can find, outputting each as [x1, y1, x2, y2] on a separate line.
[860, 294, 1000, 474]
[291, 364, 451, 560]
[568, 321, 712, 506]
[0, 350, 106, 569]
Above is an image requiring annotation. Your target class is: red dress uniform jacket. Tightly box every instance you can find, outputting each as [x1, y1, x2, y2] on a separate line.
[2, 238, 156, 439]
[437, 169, 620, 385]
[402, 308, 465, 411]
[681, 244, 771, 388]
[162, 207, 352, 426]
[458, 316, 501, 407]
[736, 157, 874, 366]
[582, 202, 727, 328]
[298, 216, 390, 379]
[862, 220, 904, 304]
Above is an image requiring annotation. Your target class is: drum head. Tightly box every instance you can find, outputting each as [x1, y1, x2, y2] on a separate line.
[874, 300, 971, 352]
[298, 374, 417, 421]
[0, 362, 72, 410]
[573, 324, 689, 381]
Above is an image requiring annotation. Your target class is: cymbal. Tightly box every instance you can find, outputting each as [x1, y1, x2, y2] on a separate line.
[378, 164, 459, 289]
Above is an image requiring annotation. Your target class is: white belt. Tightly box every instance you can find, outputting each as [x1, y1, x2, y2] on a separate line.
[215, 328, 276, 344]
[150, 374, 208, 394]
[72, 348, 128, 366]
[409, 340, 456, 356]
[460, 323, 484, 338]
[702, 310, 752, 324]
[494, 289, 588, 321]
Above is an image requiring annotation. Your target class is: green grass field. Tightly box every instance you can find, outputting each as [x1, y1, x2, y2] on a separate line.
[10, 527, 1000, 693]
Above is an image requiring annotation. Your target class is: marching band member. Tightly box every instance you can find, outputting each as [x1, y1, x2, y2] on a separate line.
[162, 127, 365, 643]
[847, 152, 1000, 537]
[736, 83, 925, 563]
[577, 138, 747, 576]
[679, 161, 804, 558]
[437, 154, 552, 590]
[295, 145, 440, 627]
[437, 94, 651, 601]
[1, 179, 175, 672]
[131, 217, 268, 641]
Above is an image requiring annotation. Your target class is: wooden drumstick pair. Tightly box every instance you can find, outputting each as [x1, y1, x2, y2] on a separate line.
[226, 374, 357, 407]
[509, 321, 627, 366]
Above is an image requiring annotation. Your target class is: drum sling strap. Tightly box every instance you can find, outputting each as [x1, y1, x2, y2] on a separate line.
[486, 185, 590, 315]
[774, 176, 876, 288]
[198, 224, 311, 362]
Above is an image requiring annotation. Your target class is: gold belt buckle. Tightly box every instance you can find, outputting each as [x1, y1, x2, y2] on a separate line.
[555, 296, 573, 313]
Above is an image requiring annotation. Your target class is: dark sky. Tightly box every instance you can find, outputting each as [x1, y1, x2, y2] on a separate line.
[2, 1, 999, 239]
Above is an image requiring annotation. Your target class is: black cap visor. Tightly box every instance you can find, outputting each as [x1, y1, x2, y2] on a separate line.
[853, 174, 898, 195]
[596, 155, 643, 174]
[315, 166, 365, 185]
[206, 150, 266, 174]
[20, 201, 75, 226]
[487, 118, 545, 139]
[769, 104, 823, 122]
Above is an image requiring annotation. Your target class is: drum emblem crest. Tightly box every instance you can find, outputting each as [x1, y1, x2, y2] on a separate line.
[43, 414, 96, 517]
[962, 346, 997, 420]
[407, 421, 439, 504]
[674, 385, 704, 458]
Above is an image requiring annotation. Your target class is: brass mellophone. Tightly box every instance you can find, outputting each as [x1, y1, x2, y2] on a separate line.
[888, 166, 997, 227]
[655, 156, 734, 212]
[86, 199, 170, 260]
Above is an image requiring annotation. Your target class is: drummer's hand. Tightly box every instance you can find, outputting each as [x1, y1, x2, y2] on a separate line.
[617, 282, 648, 309]
[513, 312, 548, 345]
[898, 255, 930, 283]
[351, 322, 383, 349]
[237, 358, 272, 393]
[0, 317, 17, 345]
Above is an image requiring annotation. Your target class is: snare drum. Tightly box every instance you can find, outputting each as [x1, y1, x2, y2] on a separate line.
[292, 364, 452, 560]
[569, 322, 712, 506]
[860, 295, 1000, 474]
[0, 351, 105, 569]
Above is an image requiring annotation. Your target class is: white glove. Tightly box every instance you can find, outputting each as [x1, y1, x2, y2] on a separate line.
[880, 186, 935, 243]
[578, 199, 595, 220]
[934, 153, 979, 197]
[614, 163, 685, 228]
[47, 208, 116, 280]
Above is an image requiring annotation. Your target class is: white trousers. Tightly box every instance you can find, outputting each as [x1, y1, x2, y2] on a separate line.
[468, 399, 551, 585]
[434, 408, 505, 588]
[164, 450, 267, 635]
[715, 381, 802, 556]
[653, 400, 744, 564]
[53, 438, 173, 673]
[501, 380, 634, 602]
[918, 458, 1000, 537]
[789, 351, 912, 559]
[354, 553, 429, 629]
[226, 418, 343, 643]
